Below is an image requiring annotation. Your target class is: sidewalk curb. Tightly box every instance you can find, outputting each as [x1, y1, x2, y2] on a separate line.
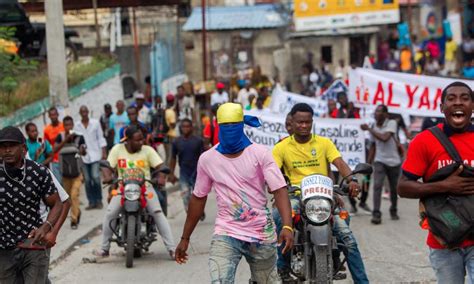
[49, 189, 184, 267]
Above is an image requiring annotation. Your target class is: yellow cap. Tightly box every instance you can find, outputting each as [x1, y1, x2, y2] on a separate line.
[216, 103, 243, 124]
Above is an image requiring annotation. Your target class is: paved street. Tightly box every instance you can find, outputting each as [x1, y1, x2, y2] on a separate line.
[49, 191, 437, 284]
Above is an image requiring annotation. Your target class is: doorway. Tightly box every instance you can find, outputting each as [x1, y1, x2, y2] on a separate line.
[349, 35, 370, 67]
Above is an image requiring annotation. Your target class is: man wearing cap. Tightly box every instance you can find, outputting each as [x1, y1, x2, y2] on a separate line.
[0, 126, 63, 283]
[175, 103, 293, 283]
[94, 126, 175, 258]
[131, 92, 151, 125]
[211, 82, 229, 106]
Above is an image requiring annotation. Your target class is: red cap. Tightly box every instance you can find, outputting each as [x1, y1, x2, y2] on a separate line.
[166, 94, 175, 102]
[216, 82, 225, 89]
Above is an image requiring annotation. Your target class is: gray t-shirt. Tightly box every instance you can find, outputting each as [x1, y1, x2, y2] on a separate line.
[371, 119, 401, 167]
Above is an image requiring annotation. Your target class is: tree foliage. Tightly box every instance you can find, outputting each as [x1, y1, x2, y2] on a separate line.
[0, 27, 38, 102]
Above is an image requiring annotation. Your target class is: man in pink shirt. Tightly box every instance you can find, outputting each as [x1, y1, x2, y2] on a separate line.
[175, 103, 293, 283]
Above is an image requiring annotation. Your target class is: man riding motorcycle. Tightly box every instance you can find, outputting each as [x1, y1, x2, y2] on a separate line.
[94, 126, 176, 258]
[272, 103, 369, 283]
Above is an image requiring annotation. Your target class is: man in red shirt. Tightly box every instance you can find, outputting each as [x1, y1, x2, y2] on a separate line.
[398, 81, 474, 283]
[331, 92, 360, 119]
[202, 103, 220, 149]
[43, 107, 64, 183]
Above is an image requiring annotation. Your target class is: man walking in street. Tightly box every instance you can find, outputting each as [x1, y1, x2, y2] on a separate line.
[398, 82, 474, 283]
[109, 100, 129, 146]
[0, 126, 62, 284]
[175, 103, 293, 283]
[169, 119, 204, 211]
[54, 116, 87, 229]
[202, 103, 220, 150]
[210, 82, 229, 106]
[361, 104, 401, 224]
[100, 103, 114, 152]
[75, 106, 107, 210]
[25, 122, 53, 166]
[44, 107, 64, 182]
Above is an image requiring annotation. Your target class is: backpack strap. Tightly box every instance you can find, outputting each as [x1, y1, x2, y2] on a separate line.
[428, 126, 463, 163]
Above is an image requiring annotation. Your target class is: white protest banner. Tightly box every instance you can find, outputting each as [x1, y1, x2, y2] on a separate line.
[245, 111, 366, 169]
[270, 87, 328, 117]
[349, 68, 474, 117]
[321, 79, 348, 101]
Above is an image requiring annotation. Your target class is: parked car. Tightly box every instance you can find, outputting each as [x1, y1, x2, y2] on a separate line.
[0, 0, 82, 62]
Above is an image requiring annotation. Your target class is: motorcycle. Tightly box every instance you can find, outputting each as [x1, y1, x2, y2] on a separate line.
[100, 161, 170, 268]
[288, 163, 373, 283]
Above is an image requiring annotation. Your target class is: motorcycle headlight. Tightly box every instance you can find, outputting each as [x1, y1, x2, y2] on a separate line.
[305, 198, 331, 224]
[124, 184, 141, 201]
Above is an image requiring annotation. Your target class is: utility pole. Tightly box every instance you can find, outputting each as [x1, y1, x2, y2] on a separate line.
[201, 0, 207, 81]
[92, 0, 101, 49]
[45, 0, 68, 108]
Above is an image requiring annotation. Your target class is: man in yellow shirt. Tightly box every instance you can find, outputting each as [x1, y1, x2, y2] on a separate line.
[444, 37, 458, 76]
[272, 103, 369, 283]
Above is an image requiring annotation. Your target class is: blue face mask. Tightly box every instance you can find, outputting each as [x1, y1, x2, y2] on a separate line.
[216, 116, 261, 155]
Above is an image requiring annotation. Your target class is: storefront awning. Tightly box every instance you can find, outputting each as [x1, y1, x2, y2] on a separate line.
[182, 4, 288, 31]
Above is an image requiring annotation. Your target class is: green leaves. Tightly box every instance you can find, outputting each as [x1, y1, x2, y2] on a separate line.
[0, 26, 38, 94]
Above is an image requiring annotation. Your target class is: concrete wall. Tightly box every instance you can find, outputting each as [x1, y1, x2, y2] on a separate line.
[17, 75, 123, 136]
[184, 29, 284, 83]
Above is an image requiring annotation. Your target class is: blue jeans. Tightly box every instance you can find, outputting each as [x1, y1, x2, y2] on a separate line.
[179, 173, 195, 211]
[209, 235, 281, 284]
[273, 203, 369, 284]
[82, 162, 102, 206]
[50, 162, 62, 185]
[333, 215, 369, 284]
[429, 246, 474, 284]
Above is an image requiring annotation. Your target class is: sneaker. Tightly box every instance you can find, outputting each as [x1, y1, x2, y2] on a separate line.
[371, 212, 382, 225]
[85, 205, 96, 211]
[278, 268, 295, 283]
[390, 213, 400, 220]
[333, 272, 347, 280]
[92, 249, 110, 258]
[200, 212, 206, 221]
[359, 203, 372, 214]
[71, 222, 78, 230]
[95, 203, 104, 210]
[169, 250, 175, 260]
[382, 191, 390, 200]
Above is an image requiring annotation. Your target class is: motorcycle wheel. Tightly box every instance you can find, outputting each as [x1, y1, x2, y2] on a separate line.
[126, 215, 136, 268]
[314, 246, 332, 283]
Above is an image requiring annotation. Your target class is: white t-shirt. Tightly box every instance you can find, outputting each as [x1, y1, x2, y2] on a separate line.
[40, 168, 70, 221]
[211, 91, 229, 106]
[236, 88, 257, 106]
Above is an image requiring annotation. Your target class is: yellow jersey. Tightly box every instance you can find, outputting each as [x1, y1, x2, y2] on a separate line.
[272, 135, 341, 187]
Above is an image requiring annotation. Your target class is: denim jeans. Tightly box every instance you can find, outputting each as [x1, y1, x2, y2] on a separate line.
[373, 162, 401, 216]
[179, 173, 196, 211]
[50, 162, 62, 185]
[333, 215, 369, 284]
[429, 246, 474, 284]
[101, 186, 175, 252]
[0, 248, 50, 284]
[82, 162, 102, 206]
[209, 235, 281, 284]
[273, 202, 369, 284]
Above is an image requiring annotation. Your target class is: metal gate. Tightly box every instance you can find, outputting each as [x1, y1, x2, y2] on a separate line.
[150, 22, 185, 98]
